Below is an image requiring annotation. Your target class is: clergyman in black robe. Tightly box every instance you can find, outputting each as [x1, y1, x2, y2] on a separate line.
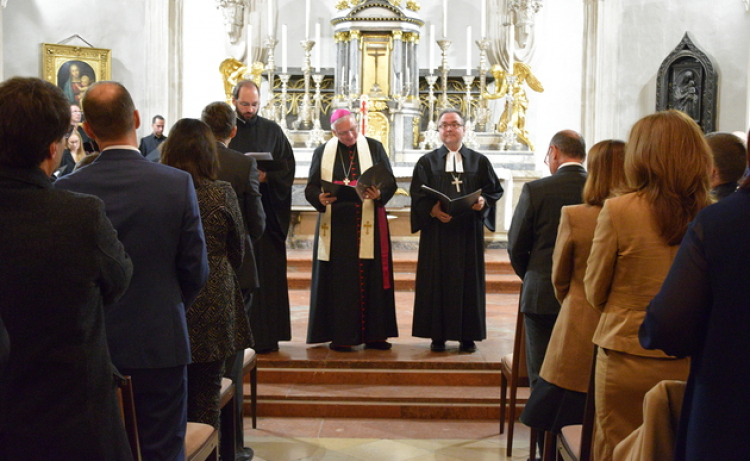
[410, 109, 504, 353]
[305, 109, 398, 351]
[228, 80, 295, 353]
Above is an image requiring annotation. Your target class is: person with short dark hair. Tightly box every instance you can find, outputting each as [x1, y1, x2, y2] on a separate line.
[706, 132, 745, 200]
[0, 77, 133, 460]
[56, 81, 208, 461]
[139, 114, 167, 157]
[228, 79, 295, 353]
[201, 101, 265, 461]
[508, 129, 588, 392]
[410, 109, 504, 353]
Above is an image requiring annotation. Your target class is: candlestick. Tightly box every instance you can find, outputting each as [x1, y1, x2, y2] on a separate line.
[278, 73, 290, 135]
[475, 38, 491, 132]
[429, 24, 435, 74]
[307, 73, 326, 147]
[437, 39, 451, 110]
[262, 36, 279, 121]
[296, 39, 315, 131]
[281, 24, 287, 74]
[466, 26, 472, 75]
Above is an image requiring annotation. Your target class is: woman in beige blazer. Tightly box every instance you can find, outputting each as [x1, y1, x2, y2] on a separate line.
[521, 140, 626, 433]
[584, 110, 712, 461]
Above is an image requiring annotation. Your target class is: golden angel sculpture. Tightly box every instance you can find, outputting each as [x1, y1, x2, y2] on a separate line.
[483, 62, 544, 150]
[219, 57, 265, 103]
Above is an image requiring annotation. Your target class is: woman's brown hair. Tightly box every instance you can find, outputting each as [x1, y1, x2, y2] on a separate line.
[624, 110, 712, 245]
[582, 140, 626, 207]
[160, 118, 218, 187]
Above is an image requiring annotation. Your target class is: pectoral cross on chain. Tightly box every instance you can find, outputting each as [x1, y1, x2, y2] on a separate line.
[363, 221, 373, 235]
[451, 174, 463, 193]
[321, 222, 329, 237]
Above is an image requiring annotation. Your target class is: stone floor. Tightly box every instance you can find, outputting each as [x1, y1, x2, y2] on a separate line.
[241, 260, 536, 461]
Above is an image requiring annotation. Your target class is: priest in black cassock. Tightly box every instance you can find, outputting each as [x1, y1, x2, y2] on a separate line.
[410, 109, 504, 353]
[229, 80, 295, 353]
[305, 109, 398, 351]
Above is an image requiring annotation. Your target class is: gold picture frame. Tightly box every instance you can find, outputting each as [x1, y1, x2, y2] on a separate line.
[41, 43, 111, 106]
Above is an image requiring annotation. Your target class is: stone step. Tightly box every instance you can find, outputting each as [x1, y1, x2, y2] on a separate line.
[286, 249, 520, 292]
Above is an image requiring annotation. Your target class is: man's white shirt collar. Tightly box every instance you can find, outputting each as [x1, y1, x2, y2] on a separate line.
[445, 144, 464, 173]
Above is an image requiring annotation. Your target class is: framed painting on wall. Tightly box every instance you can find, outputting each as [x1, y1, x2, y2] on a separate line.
[41, 43, 111, 106]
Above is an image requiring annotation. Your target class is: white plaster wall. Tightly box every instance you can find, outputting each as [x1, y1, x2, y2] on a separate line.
[2, 0, 151, 137]
[613, 0, 750, 137]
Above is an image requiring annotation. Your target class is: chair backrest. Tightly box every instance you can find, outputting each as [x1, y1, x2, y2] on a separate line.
[118, 375, 142, 461]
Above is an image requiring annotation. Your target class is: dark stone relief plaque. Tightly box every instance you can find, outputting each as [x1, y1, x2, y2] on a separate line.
[656, 32, 718, 133]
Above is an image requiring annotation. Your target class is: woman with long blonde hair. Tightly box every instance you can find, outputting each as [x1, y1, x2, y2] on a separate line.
[584, 110, 712, 461]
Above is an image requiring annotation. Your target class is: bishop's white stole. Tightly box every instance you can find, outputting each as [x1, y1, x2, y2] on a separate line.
[317, 135, 374, 261]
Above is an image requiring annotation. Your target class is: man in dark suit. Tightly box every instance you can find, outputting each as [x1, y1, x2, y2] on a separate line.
[0, 77, 134, 460]
[56, 81, 208, 461]
[507, 130, 587, 390]
[139, 114, 167, 157]
[201, 101, 265, 461]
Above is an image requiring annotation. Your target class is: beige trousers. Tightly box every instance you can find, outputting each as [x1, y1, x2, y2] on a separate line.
[592, 348, 689, 461]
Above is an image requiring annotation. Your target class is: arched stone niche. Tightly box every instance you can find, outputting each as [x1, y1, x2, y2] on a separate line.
[656, 32, 718, 133]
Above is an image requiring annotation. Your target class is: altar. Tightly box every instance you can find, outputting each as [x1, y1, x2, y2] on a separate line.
[216, 0, 546, 247]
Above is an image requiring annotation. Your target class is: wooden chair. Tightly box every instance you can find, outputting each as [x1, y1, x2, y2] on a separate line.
[185, 422, 219, 461]
[500, 285, 530, 457]
[243, 348, 258, 429]
[117, 375, 142, 461]
[219, 377, 237, 461]
[557, 346, 597, 461]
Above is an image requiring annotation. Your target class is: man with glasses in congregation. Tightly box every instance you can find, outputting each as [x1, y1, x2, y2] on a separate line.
[410, 109, 504, 353]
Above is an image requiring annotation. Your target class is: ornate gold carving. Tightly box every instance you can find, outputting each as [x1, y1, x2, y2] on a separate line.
[368, 100, 388, 112]
[392, 31, 403, 41]
[349, 0, 363, 5]
[219, 57, 248, 102]
[333, 31, 350, 43]
[249, 61, 266, 88]
[367, 111, 390, 153]
[403, 32, 419, 43]
[389, 0, 402, 7]
[349, 30, 361, 41]
[335, 0, 350, 10]
[406, 0, 420, 11]
[412, 116, 421, 148]
[483, 63, 544, 150]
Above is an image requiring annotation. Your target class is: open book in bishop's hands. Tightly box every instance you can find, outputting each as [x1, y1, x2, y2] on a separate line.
[321, 162, 397, 203]
[421, 185, 483, 215]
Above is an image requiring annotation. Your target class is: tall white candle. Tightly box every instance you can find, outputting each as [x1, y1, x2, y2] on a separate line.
[429, 24, 435, 74]
[268, 0, 274, 36]
[305, 0, 310, 39]
[466, 26, 472, 75]
[508, 21, 515, 72]
[281, 24, 288, 74]
[315, 23, 321, 72]
[481, 0, 487, 38]
[442, 0, 447, 38]
[248, 24, 253, 63]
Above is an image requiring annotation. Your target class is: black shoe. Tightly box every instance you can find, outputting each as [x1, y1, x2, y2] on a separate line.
[459, 340, 477, 353]
[365, 341, 392, 350]
[236, 446, 254, 461]
[329, 343, 354, 352]
[430, 340, 446, 352]
[255, 345, 279, 354]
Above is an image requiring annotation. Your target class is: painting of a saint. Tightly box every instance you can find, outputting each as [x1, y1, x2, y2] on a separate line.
[57, 60, 97, 106]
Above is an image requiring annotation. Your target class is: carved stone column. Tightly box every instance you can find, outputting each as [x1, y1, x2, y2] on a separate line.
[581, 0, 620, 143]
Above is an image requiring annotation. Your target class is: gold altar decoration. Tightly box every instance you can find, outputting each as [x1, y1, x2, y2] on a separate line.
[483, 63, 544, 150]
[336, 0, 416, 9]
[406, 0, 420, 11]
[362, 33, 392, 96]
[366, 111, 390, 153]
[412, 117, 421, 148]
[249, 62, 265, 88]
[219, 57, 247, 102]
